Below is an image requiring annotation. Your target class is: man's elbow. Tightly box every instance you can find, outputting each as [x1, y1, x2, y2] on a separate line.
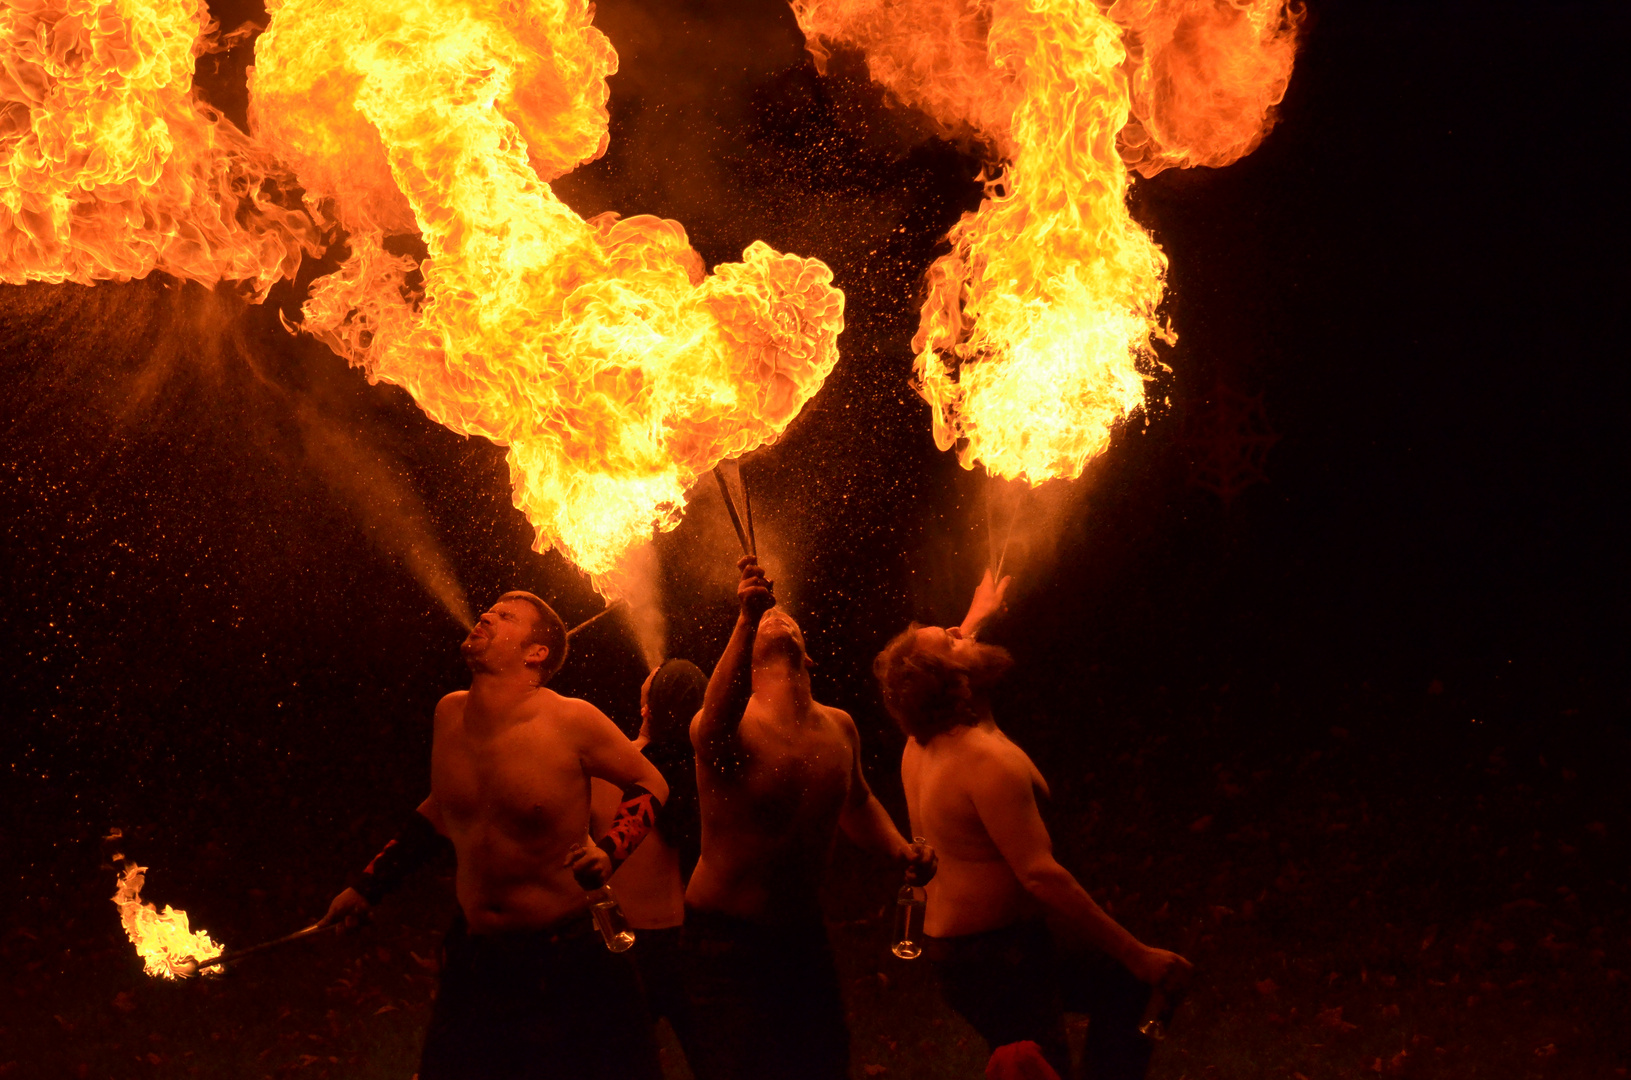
[642, 764, 670, 805]
[1017, 859, 1072, 898]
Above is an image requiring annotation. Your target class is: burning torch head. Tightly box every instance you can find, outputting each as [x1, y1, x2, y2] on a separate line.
[463, 592, 568, 685]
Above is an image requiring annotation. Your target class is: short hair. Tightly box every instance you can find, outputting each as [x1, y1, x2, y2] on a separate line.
[498, 591, 568, 685]
[872, 624, 1011, 742]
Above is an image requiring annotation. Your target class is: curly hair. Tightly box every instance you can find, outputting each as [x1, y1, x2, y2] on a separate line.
[873, 624, 1012, 742]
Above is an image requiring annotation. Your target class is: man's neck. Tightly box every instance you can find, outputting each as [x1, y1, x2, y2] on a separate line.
[750, 658, 813, 717]
[465, 669, 542, 731]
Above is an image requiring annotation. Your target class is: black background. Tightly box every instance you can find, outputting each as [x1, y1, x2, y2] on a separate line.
[2, 0, 1627, 1020]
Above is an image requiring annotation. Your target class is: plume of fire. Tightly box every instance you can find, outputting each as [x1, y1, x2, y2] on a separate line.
[0, 0, 317, 295]
[249, 0, 845, 588]
[112, 863, 224, 979]
[793, 0, 1299, 483]
[1115, 0, 1303, 178]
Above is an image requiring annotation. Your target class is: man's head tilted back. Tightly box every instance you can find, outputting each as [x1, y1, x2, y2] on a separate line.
[872, 624, 1014, 742]
[752, 606, 814, 670]
[461, 591, 569, 685]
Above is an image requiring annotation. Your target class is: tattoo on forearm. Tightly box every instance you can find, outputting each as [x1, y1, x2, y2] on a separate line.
[594, 783, 662, 868]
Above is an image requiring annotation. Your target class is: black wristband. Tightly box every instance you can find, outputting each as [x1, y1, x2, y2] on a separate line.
[351, 811, 446, 906]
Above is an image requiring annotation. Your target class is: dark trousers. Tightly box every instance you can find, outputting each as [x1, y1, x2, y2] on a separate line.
[629, 925, 701, 1062]
[419, 911, 662, 1080]
[679, 906, 850, 1080]
[927, 920, 1153, 1080]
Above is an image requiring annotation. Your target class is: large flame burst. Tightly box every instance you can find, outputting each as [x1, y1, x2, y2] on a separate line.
[795, 0, 1300, 483]
[113, 863, 224, 979]
[0, 0, 315, 295]
[251, 0, 844, 584]
[1, 0, 842, 587]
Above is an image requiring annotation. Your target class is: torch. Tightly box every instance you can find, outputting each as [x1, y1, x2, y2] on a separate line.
[176, 922, 339, 977]
[712, 461, 756, 557]
[567, 599, 628, 640]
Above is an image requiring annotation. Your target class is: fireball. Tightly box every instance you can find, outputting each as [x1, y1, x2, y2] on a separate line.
[795, 0, 1300, 483]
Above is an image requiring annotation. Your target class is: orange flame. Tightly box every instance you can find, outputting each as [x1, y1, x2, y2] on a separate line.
[795, 0, 1299, 483]
[1115, 0, 1303, 178]
[113, 863, 223, 979]
[249, 0, 845, 586]
[0, 0, 316, 296]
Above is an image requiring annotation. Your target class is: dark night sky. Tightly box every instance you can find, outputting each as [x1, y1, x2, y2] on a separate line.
[1, 0, 1626, 911]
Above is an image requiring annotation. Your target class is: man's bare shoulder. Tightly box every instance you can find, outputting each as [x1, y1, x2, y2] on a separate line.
[535, 689, 622, 738]
[819, 703, 860, 745]
[432, 691, 467, 726]
[941, 725, 1035, 781]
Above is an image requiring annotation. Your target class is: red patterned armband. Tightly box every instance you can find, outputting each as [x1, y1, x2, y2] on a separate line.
[594, 783, 662, 868]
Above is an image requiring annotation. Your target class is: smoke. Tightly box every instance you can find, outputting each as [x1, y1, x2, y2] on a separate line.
[979, 474, 1091, 608]
[605, 540, 668, 669]
[292, 405, 474, 631]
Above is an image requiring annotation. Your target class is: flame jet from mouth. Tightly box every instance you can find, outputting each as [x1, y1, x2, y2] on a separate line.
[0, 0, 316, 295]
[250, 0, 845, 587]
[794, 0, 1299, 483]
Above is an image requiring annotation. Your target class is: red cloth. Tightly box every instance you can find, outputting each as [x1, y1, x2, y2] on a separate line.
[985, 1040, 1062, 1080]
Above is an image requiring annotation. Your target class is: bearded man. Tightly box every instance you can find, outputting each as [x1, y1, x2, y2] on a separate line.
[320, 591, 669, 1080]
[874, 572, 1191, 1080]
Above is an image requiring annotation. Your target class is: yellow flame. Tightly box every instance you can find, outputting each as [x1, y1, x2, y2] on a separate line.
[795, 0, 1298, 483]
[250, 0, 845, 586]
[113, 864, 223, 979]
[0, 0, 316, 295]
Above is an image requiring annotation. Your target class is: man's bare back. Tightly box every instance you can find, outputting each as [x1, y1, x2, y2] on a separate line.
[878, 573, 1190, 987]
[903, 719, 1051, 937]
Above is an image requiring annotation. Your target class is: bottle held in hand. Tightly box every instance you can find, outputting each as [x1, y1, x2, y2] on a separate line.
[891, 838, 928, 960]
[588, 885, 635, 953]
[1138, 984, 1186, 1041]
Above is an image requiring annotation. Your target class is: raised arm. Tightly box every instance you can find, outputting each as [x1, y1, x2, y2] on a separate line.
[835, 710, 937, 883]
[693, 556, 774, 770]
[972, 750, 1190, 989]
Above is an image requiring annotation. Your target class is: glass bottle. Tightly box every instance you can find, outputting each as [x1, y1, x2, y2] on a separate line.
[1138, 984, 1186, 1041]
[588, 885, 635, 953]
[890, 837, 928, 960]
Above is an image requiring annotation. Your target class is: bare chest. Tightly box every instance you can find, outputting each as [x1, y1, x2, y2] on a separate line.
[432, 724, 586, 834]
[730, 715, 852, 830]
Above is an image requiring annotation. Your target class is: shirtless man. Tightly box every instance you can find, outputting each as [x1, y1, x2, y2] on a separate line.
[319, 591, 669, 1080]
[874, 572, 1192, 1080]
[683, 556, 935, 1080]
